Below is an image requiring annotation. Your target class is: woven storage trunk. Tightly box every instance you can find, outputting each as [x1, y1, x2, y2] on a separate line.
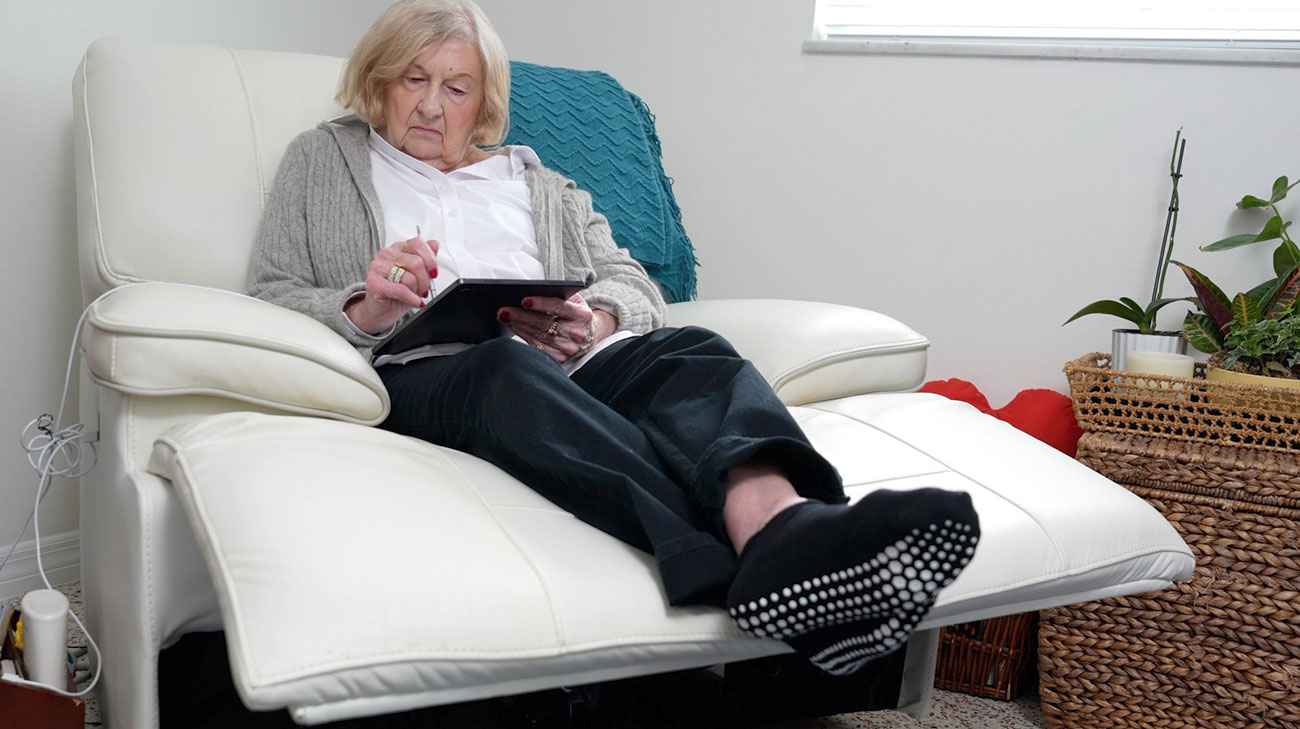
[935, 612, 1038, 701]
[1039, 354, 1300, 729]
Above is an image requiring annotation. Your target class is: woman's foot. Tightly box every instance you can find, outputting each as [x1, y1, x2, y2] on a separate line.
[725, 488, 979, 676]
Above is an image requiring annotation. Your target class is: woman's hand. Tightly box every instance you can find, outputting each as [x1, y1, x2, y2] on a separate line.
[345, 236, 439, 334]
[498, 293, 618, 363]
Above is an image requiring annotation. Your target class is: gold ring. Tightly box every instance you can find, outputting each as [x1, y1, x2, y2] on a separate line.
[545, 317, 560, 335]
[387, 264, 406, 283]
[535, 342, 546, 350]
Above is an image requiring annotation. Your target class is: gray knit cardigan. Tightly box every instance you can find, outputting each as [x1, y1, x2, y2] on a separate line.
[248, 116, 666, 359]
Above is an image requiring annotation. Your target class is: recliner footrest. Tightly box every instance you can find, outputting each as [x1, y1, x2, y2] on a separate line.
[148, 393, 1193, 724]
[149, 412, 779, 725]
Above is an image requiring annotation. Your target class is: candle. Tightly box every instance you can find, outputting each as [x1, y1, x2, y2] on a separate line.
[1125, 350, 1195, 378]
[19, 589, 69, 690]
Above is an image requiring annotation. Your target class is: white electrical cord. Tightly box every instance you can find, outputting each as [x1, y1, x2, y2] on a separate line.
[0, 286, 128, 698]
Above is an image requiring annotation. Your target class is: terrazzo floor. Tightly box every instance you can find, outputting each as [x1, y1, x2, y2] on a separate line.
[13, 582, 1047, 728]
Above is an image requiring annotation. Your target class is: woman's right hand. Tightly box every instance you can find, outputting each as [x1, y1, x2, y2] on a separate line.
[344, 236, 439, 334]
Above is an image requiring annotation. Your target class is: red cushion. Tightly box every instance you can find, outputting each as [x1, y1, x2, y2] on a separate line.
[920, 379, 1082, 458]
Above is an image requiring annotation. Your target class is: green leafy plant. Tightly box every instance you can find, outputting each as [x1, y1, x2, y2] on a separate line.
[1176, 174, 1300, 377]
[1201, 175, 1300, 266]
[1176, 261, 1299, 354]
[1219, 317, 1300, 377]
[1064, 130, 1189, 332]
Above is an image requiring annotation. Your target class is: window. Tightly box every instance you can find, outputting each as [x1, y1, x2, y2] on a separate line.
[808, 1, 1300, 64]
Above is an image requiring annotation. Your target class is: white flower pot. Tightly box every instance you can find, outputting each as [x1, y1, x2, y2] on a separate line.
[1110, 329, 1187, 371]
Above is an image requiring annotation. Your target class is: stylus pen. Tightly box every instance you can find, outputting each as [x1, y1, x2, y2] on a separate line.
[416, 225, 435, 301]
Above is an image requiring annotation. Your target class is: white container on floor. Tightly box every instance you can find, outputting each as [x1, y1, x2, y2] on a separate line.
[20, 589, 69, 689]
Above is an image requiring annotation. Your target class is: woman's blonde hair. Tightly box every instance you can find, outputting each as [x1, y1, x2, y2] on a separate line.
[336, 0, 510, 147]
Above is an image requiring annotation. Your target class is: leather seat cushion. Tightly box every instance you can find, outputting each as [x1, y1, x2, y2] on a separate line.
[148, 394, 1192, 724]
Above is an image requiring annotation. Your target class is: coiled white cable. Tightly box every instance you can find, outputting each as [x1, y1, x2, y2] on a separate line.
[0, 287, 126, 697]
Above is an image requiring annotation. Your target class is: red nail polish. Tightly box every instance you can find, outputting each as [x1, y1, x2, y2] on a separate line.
[522, 298, 534, 308]
[498, 310, 509, 322]
[429, 268, 437, 277]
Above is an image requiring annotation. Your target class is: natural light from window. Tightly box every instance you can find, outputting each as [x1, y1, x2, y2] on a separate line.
[808, 1, 1300, 63]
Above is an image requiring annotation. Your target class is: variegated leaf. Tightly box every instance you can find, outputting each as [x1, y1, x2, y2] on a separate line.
[1182, 312, 1225, 354]
[1268, 267, 1300, 319]
[1231, 292, 1261, 327]
[1174, 261, 1234, 330]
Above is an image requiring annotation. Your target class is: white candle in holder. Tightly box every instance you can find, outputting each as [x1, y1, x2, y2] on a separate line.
[1124, 350, 1195, 378]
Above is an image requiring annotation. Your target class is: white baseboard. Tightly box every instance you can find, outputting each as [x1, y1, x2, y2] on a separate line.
[0, 530, 80, 603]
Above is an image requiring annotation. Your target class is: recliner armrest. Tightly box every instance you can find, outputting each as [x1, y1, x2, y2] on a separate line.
[666, 299, 928, 405]
[84, 282, 389, 425]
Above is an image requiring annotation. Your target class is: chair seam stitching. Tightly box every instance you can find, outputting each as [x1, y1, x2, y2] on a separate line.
[438, 457, 567, 647]
[227, 49, 266, 215]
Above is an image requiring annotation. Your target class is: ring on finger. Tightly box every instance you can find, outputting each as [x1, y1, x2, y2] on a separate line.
[535, 342, 547, 350]
[387, 264, 407, 283]
[577, 322, 595, 351]
[545, 317, 560, 336]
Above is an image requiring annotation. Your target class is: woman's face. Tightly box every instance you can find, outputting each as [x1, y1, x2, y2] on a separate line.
[380, 39, 485, 172]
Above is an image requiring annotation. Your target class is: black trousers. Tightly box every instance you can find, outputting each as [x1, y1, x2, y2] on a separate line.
[377, 326, 845, 606]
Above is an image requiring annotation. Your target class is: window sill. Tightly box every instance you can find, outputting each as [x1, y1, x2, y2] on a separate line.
[803, 38, 1300, 66]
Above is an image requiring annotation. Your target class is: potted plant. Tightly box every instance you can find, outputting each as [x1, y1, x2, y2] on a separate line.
[1064, 130, 1191, 369]
[1176, 174, 1300, 390]
[1210, 317, 1300, 388]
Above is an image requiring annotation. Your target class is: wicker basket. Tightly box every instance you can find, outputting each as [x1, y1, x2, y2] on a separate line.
[1040, 355, 1300, 729]
[1064, 352, 1300, 454]
[935, 613, 1038, 701]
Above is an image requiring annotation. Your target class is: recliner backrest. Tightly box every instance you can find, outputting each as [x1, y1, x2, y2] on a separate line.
[73, 37, 699, 307]
[73, 37, 346, 302]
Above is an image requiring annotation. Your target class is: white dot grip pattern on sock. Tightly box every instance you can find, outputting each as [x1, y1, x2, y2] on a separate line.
[726, 490, 980, 676]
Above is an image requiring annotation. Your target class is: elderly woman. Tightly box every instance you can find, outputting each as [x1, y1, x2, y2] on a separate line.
[249, 0, 978, 677]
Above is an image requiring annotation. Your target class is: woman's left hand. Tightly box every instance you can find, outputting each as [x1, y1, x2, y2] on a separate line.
[497, 293, 617, 363]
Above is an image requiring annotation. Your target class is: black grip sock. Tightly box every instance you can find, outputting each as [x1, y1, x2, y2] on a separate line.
[726, 488, 980, 676]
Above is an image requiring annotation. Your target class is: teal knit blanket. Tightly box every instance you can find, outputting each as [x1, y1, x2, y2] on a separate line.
[505, 61, 697, 302]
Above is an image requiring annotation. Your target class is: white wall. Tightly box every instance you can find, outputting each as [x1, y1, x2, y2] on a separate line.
[0, 0, 391, 598]
[1, 0, 1296, 594]
[474, 0, 1296, 403]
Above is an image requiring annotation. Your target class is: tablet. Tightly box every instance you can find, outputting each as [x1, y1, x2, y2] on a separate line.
[373, 278, 585, 356]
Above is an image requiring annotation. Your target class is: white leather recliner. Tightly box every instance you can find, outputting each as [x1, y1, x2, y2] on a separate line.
[72, 37, 1195, 729]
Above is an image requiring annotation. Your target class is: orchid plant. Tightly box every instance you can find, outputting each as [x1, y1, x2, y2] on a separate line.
[1064, 130, 1189, 333]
